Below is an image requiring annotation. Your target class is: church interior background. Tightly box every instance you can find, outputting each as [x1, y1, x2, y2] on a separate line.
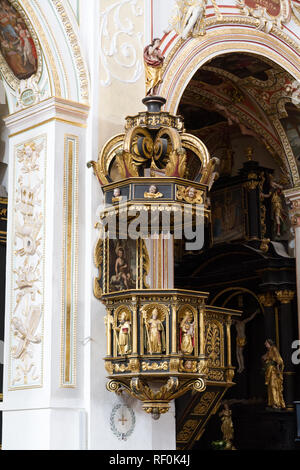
[0, 0, 300, 450]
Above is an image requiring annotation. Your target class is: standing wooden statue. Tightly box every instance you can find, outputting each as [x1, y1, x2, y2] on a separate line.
[143, 307, 166, 354]
[219, 403, 235, 450]
[180, 310, 195, 355]
[262, 339, 285, 409]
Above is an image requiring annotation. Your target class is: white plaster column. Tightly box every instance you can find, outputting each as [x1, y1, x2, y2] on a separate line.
[2, 97, 89, 450]
[285, 188, 300, 340]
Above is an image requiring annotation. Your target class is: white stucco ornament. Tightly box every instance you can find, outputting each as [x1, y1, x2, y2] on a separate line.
[237, 0, 291, 32]
[99, 0, 144, 87]
[110, 404, 136, 441]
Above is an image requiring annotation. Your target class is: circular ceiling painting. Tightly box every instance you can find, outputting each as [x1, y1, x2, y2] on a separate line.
[0, 0, 37, 80]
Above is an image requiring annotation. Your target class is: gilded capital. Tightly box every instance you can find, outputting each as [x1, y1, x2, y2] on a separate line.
[258, 292, 275, 308]
[275, 290, 295, 304]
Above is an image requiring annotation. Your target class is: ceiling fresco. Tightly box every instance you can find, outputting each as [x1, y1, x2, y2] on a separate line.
[178, 53, 300, 182]
[0, 0, 37, 80]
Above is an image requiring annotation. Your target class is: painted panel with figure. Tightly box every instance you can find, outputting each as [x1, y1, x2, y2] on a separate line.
[0, 0, 37, 79]
[211, 186, 245, 244]
[109, 240, 137, 292]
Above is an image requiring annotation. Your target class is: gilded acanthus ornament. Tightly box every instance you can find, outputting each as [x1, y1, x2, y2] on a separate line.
[275, 290, 295, 304]
[261, 174, 286, 237]
[10, 135, 46, 389]
[93, 93, 241, 419]
[144, 185, 163, 199]
[179, 310, 195, 355]
[11, 305, 41, 359]
[237, 0, 291, 33]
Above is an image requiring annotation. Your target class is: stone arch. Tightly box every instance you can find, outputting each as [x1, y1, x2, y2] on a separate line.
[160, 26, 300, 186]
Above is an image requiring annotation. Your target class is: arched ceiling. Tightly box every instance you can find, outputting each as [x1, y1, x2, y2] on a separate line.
[178, 52, 300, 186]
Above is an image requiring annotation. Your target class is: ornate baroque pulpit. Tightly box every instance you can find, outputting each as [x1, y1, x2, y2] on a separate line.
[89, 96, 240, 423]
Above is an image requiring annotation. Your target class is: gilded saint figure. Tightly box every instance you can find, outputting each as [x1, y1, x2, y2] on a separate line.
[144, 38, 164, 96]
[261, 174, 286, 237]
[165, 0, 210, 39]
[144, 307, 166, 354]
[114, 311, 131, 355]
[219, 403, 235, 450]
[180, 310, 194, 355]
[262, 339, 285, 410]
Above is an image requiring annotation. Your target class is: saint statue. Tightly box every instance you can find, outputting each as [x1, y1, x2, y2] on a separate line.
[113, 311, 131, 355]
[180, 310, 195, 355]
[144, 185, 163, 199]
[180, 0, 206, 39]
[219, 403, 235, 450]
[144, 307, 166, 354]
[165, 0, 221, 39]
[262, 339, 285, 409]
[144, 38, 164, 96]
[233, 310, 258, 373]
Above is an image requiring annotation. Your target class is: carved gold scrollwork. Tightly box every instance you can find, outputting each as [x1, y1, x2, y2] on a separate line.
[245, 172, 259, 190]
[115, 363, 130, 373]
[107, 376, 206, 418]
[142, 361, 168, 371]
[207, 369, 224, 381]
